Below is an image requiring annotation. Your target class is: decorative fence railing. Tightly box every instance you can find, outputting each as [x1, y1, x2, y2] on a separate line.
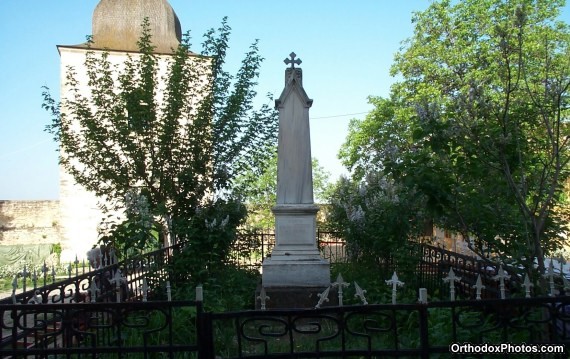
[1, 300, 201, 358]
[1, 242, 183, 306]
[202, 296, 570, 359]
[2, 233, 563, 304]
[229, 232, 529, 300]
[2, 233, 570, 357]
[3, 293, 569, 358]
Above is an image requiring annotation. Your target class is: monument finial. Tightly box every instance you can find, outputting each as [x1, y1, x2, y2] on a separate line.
[284, 52, 302, 68]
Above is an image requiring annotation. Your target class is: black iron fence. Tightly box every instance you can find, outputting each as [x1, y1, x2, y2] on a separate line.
[3, 295, 569, 358]
[1, 242, 182, 306]
[229, 232, 512, 300]
[2, 234, 569, 358]
[1, 300, 201, 358]
[202, 296, 570, 359]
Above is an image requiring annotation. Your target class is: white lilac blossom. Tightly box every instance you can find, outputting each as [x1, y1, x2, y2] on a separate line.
[220, 215, 229, 228]
[205, 218, 217, 230]
[124, 191, 153, 229]
[205, 215, 230, 230]
[349, 205, 365, 224]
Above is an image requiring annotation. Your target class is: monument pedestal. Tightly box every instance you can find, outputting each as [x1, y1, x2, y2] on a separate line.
[262, 204, 330, 290]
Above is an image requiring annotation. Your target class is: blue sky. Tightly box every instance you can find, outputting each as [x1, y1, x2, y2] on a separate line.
[1, 1, 569, 200]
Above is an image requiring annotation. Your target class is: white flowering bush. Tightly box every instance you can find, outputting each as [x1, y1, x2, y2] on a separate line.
[169, 197, 247, 284]
[326, 171, 429, 267]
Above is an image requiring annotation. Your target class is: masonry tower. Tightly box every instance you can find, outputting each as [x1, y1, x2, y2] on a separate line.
[57, 0, 182, 261]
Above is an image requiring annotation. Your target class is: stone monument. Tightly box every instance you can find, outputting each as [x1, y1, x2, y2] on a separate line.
[261, 53, 330, 307]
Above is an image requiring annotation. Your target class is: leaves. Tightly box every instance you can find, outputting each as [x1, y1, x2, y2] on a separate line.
[339, 0, 570, 276]
[43, 18, 278, 264]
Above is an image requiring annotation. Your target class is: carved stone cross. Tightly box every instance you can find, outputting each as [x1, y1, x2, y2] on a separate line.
[284, 52, 302, 68]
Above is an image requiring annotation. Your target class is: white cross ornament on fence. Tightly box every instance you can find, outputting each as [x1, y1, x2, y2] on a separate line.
[110, 269, 127, 303]
[472, 274, 485, 300]
[443, 268, 462, 301]
[257, 287, 270, 310]
[418, 288, 428, 304]
[354, 281, 368, 305]
[332, 274, 350, 306]
[523, 273, 534, 298]
[88, 280, 100, 303]
[386, 271, 404, 304]
[141, 278, 149, 302]
[315, 286, 331, 308]
[493, 265, 511, 299]
[195, 285, 203, 302]
[543, 261, 556, 297]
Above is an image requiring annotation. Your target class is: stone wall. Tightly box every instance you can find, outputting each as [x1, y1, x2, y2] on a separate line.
[0, 200, 62, 246]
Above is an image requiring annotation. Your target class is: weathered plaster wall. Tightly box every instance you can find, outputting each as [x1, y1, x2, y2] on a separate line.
[0, 200, 62, 246]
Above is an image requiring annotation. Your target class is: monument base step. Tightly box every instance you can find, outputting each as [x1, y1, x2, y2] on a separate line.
[255, 284, 338, 309]
[261, 257, 330, 287]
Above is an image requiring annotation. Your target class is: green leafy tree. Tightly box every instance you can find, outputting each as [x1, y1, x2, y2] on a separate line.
[234, 147, 331, 229]
[42, 18, 278, 266]
[338, 96, 412, 182]
[341, 0, 570, 276]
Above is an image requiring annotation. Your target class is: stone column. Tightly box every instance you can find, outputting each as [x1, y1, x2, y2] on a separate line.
[261, 53, 330, 291]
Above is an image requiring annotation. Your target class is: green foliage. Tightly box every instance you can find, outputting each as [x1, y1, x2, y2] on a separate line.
[234, 146, 332, 229]
[326, 172, 429, 269]
[169, 198, 248, 282]
[340, 0, 570, 277]
[171, 263, 259, 312]
[392, 0, 570, 274]
[42, 18, 278, 266]
[331, 261, 421, 305]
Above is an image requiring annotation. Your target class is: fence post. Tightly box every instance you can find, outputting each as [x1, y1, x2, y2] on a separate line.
[196, 286, 214, 359]
[418, 303, 429, 359]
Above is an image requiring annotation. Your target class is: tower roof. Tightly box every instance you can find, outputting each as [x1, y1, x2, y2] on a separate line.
[91, 0, 182, 54]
